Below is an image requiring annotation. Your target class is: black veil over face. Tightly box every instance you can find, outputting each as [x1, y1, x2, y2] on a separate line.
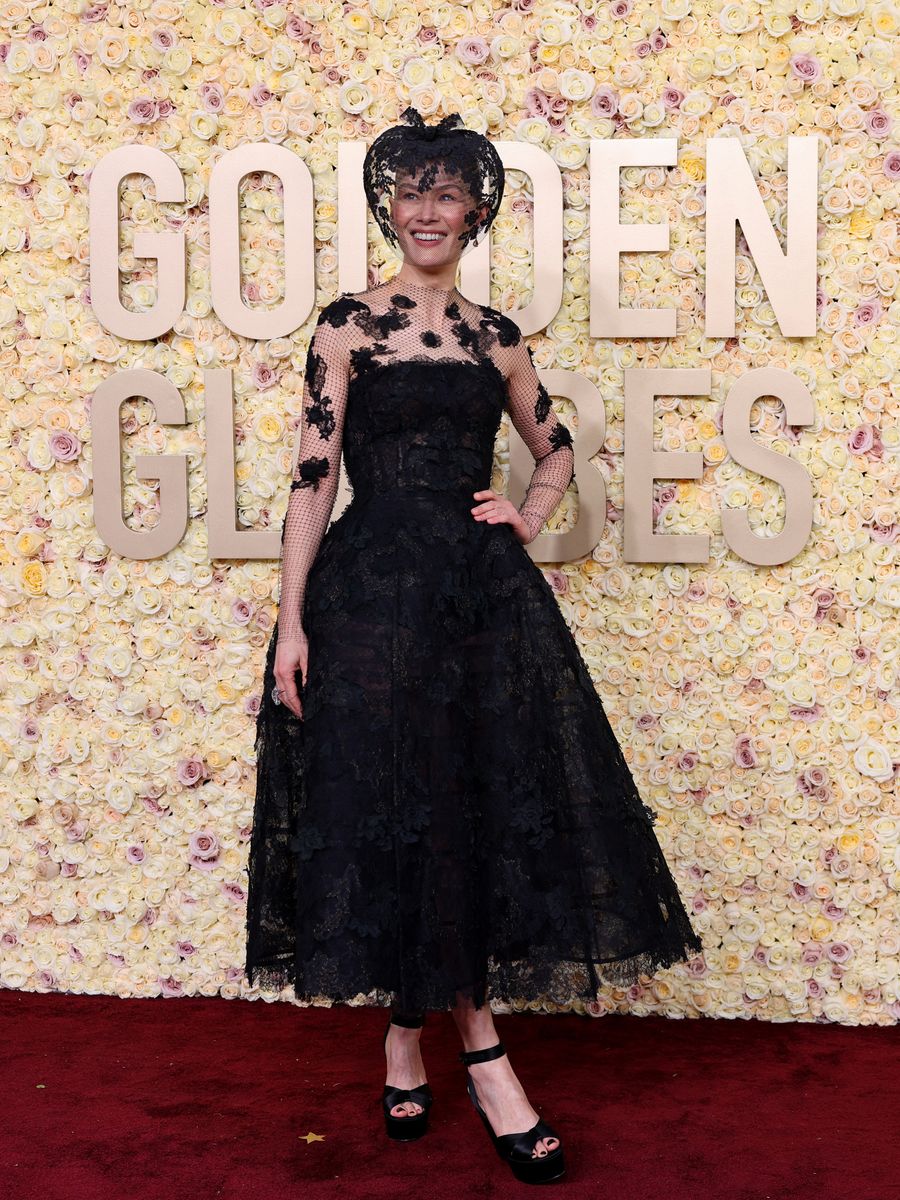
[362, 106, 505, 257]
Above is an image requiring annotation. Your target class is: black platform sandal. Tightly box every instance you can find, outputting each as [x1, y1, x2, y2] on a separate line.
[459, 1041, 566, 1184]
[381, 1012, 433, 1141]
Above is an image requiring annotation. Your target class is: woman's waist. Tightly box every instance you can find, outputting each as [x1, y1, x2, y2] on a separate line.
[348, 480, 489, 506]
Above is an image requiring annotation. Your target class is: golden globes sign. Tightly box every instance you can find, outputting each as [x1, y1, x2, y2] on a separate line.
[89, 137, 818, 568]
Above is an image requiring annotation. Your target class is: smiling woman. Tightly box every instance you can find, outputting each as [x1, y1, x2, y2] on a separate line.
[389, 169, 487, 288]
[245, 104, 703, 1187]
[362, 106, 505, 263]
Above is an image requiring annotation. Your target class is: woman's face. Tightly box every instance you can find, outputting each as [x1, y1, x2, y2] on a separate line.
[390, 165, 486, 270]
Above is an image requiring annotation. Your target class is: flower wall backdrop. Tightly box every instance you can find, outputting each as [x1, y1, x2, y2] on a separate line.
[0, 0, 898, 1024]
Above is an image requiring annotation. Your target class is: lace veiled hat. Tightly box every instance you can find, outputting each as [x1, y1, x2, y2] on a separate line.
[363, 106, 505, 254]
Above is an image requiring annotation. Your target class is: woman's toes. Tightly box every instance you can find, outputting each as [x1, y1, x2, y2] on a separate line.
[392, 1101, 421, 1117]
[532, 1135, 559, 1156]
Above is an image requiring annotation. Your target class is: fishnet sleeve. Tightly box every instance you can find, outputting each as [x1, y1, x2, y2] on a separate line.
[503, 330, 575, 544]
[277, 305, 350, 644]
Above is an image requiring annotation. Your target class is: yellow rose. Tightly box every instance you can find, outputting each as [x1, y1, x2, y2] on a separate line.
[255, 414, 284, 444]
[679, 154, 706, 182]
[22, 561, 47, 595]
[15, 531, 44, 557]
[872, 6, 898, 33]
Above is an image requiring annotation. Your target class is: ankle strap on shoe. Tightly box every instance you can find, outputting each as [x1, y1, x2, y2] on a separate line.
[390, 1011, 426, 1028]
[459, 1040, 506, 1066]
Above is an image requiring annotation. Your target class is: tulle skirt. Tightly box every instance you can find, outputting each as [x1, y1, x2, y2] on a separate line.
[244, 487, 703, 1011]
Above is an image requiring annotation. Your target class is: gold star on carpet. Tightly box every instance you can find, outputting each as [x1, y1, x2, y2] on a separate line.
[300, 1131, 325, 1143]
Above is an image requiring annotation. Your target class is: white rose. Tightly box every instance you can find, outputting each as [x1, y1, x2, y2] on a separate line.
[559, 68, 594, 101]
[853, 740, 894, 781]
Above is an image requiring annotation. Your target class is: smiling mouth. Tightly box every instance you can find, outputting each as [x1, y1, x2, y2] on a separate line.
[411, 231, 447, 243]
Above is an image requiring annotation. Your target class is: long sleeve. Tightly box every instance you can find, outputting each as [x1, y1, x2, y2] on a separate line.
[504, 331, 575, 544]
[277, 303, 350, 643]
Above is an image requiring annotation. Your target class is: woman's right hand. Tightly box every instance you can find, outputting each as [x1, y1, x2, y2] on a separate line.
[274, 631, 309, 719]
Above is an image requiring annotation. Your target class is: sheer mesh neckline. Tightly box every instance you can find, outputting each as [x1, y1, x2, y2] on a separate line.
[274, 282, 576, 643]
[380, 276, 460, 300]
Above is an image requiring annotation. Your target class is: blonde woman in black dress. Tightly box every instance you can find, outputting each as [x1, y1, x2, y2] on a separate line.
[245, 107, 703, 1185]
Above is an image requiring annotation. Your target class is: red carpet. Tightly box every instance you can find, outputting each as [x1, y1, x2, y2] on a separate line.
[2, 989, 897, 1200]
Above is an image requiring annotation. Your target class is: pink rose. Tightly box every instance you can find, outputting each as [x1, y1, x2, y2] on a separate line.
[591, 86, 619, 118]
[200, 82, 225, 113]
[649, 28, 667, 51]
[286, 14, 313, 39]
[49, 430, 82, 462]
[128, 97, 159, 125]
[853, 298, 881, 326]
[250, 83, 274, 107]
[189, 830, 220, 871]
[177, 756, 208, 787]
[21, 717, 40, 741]
[789, 704, 822, 721]
[847, 423, 875, 454]
[252, 361, 278, 389]
[151, 27, 177, 50]
[733, 734, 758, 768]
[870, 521, 898, 543]
[456, 35, 489, 66]
[789, 53, 822, 83]
[826, 941, 853, 963]
[799, 766, 828, 791]
[864, 108, 891, 137]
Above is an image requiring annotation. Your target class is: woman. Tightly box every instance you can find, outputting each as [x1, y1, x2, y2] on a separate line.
[245, 107, 703, 1185]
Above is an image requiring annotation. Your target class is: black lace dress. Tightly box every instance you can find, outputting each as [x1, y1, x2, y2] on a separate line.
[244, 278, 703, 1012]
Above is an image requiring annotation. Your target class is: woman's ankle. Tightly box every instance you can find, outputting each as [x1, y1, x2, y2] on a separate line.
[452, 1013, 498, 1051]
